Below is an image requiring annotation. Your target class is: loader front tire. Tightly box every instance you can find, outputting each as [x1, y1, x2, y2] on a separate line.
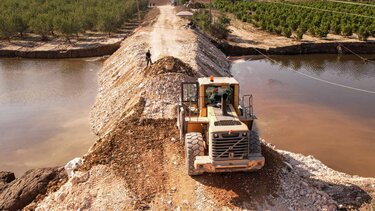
[185, 132, 204, 176]
[249, 131, 262, 154]
[178, 107, 185, 144]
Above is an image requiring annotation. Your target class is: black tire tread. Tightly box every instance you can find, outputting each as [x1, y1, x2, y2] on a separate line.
[185, 132, 204, 176]
[249, 131, 262, 154]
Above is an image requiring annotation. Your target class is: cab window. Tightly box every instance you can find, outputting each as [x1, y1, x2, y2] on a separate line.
[181, 83, 198, 102]
[204, 85, 234, 105]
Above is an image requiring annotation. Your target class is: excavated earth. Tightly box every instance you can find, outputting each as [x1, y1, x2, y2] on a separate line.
[33, 5, 375, 211]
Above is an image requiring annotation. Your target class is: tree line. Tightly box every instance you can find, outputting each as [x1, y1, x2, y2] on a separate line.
[0, 0, 148, 41]
[193, 10, 231, 39]
[214, 0, 375, 41]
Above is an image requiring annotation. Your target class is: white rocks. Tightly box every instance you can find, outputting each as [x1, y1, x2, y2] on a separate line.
[71, 171, 90, 185]
[36, 165, 132, 210]
[64, 157, 83, 178]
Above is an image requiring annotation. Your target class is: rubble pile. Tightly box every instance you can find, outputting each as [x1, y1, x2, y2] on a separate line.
[35, 165, 132, 210]
[0, 168, 66, 211]
[81, 117, 180, 209]
[144, 56, 195, 77]
[280, 150, 375, 210]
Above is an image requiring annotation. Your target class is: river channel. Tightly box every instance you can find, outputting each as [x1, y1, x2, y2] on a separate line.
[231, 54, 375, 177]
[1, 54, 374, 177]
[0, 58, 101, 176]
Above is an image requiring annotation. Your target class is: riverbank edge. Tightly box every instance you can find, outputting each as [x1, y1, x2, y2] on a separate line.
[215, 40, 375, 56]
[0, 42, 121, 59]
[1, 37, 374, 59]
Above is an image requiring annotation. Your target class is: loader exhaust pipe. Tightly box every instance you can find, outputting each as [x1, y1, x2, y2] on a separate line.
[222, 93, 228, 115]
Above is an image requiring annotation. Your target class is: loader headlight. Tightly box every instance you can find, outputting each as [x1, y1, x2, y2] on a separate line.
[214, 133, 219, 138]
[242, 132, 247, 137]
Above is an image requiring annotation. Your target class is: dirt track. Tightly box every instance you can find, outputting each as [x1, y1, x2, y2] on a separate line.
[35, 4, 375, 211]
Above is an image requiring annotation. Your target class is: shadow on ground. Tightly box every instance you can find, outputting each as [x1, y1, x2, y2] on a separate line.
[193, 144, 284, 209]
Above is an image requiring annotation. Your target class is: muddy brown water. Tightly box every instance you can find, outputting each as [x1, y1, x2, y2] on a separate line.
[1, 55, 374, 178]
[231, 54, 375, 177]
[0, 58, 101, 176]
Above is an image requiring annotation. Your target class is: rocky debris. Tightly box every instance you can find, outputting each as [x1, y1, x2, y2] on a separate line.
[141, 71, 195, 119]
[275, 166, 337, 210]
[80, 117, 180, 209]
[0, 171, 15, 183]
[144, 56, 195, 77]
[279, 150, 375, 210]
[194, 31, 231, 77]
[196, 142, 285, 209]
[0, 167, 65, 211]
[64, 157, 83, 178]
[35, 165, 133, 210]
[0, 171, 15, 192]
[188, 140, 373, 210]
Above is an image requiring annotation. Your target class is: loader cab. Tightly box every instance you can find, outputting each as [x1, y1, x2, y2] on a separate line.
[180, 76, 255, 132]
[181, 77, 240, 117]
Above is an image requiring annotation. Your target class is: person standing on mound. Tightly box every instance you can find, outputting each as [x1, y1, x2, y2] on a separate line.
[146, 49, 152, 67]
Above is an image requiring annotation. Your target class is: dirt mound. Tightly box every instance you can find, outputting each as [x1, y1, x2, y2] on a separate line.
[144, 56, 196, 77]
[81, 101, 180, 209]
[81, 94, 287, 209]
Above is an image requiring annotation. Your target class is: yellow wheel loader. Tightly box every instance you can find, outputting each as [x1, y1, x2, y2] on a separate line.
[177, 76, 265, 175]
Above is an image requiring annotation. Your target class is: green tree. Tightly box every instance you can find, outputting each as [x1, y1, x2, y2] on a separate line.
[192, 10, 210, 32]
[210, 15, 231, 39]
[29, 14, 53, 40]
[0, 15, 17, 40]
[316, 24, 329, 38]
[358, 26, 370, 41]
[341, 24, 353, 36]
[97, 13, 119, 36]
[296, 28, 304, 40]
[54, 15, 80, 42]
[79, 8, 97, 32]
[192, 11, 231, 40]
[331, 22, 341, 35]
[274, 27, 282, 35]
[12, 13, 28, 37]
[288, 19, 299, 31]
[283, 27, 292, 38]
[309, 26, 316, 36]
[300, 21, 309, 33]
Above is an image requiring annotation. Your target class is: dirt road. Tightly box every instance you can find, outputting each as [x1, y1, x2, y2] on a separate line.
[149, 5, 230, 77]
[150, 6, 189, 60]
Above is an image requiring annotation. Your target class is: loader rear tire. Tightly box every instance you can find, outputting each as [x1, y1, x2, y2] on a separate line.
[185, 132, 204, 176]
